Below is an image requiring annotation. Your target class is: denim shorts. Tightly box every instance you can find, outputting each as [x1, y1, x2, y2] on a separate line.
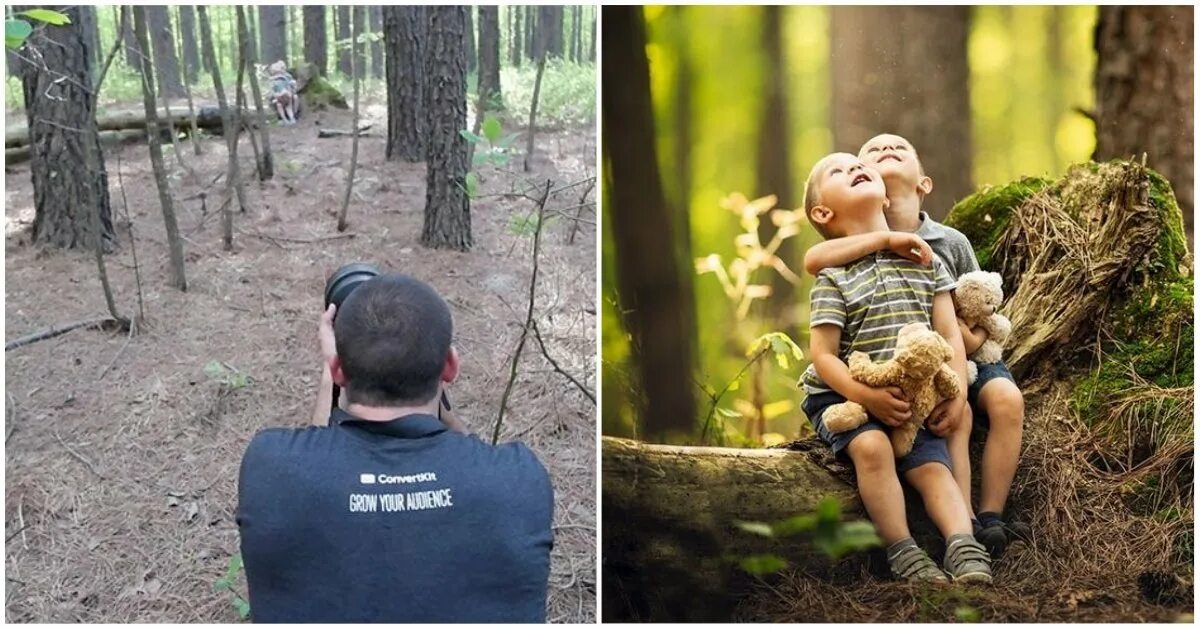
[802, 390, 952, 474]
[967, 361, 1016, 430]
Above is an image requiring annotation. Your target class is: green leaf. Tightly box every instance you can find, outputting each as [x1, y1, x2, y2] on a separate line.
[212, 578, 232, 592]
[815, 496, 842, 523]
[954, 605, 981, 623]
[471, 152, 490, 167]
[738, 554, 787, 575]
[496, 132, 521, 149]
[228, 553, 243, 575]
[6, 19, 32, 50]
[465, 172, 478, 198]
[733, 520, 774, 538]
[234, 597, 252, 619]
[770, 514, 818, 537]
[481, 116, 503, 144]
[458, 129, 485, 145]
[17, 9, 70, 26]
[714, 407, 741, 418]
[204, 360, 226, 379]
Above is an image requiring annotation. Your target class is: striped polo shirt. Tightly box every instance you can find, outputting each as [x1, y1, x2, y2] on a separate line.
[802, 251, 957, 395]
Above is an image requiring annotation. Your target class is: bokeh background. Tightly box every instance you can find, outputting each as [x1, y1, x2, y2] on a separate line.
[601, 5, 1193, 444]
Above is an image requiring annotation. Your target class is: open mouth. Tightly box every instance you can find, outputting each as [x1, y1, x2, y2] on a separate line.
[851, 173, 871, 187]
[878, 153, 902, 163]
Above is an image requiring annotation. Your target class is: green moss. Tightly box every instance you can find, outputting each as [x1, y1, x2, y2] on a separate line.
[1145, 167, 1190, 281]
[943, 177, 1051, 270]
[299, 75, 349, 110]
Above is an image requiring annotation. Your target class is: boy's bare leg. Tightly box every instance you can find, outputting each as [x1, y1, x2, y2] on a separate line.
[904, 462, 974, 537]
[845, 430, 910, 544]
[946, 405, 974, 519]
[977, 379, 1024, 514]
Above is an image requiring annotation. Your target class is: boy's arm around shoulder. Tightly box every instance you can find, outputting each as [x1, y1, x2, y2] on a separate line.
[803, 231, 934, 276]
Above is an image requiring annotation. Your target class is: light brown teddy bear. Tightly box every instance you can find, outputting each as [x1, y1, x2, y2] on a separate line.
[952, 271, 1012, 384]
[821, 322, 963, 457]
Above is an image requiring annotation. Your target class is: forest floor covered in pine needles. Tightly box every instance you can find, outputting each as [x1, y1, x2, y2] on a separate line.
[4, 104, 597, 622]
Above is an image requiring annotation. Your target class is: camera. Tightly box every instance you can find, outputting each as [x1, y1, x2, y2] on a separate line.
[322, 263, 452, 415]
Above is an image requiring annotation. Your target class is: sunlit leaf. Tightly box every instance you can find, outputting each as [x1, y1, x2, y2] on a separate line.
[762, 400, 794, 420]
[739, 554, 787, 575]
[815, 496, 842, 523]
[771, 514, 818, 536]
[212, 578, 231, 592]
[6, 19, 32, 50]
[714, 407, 741, 418]
[235, 597, 251, 619]
[17, 9, 70, 26]
[459, 129, 486, 144]
[733, 520, 774, 537]
[955, 606, 981, 623]
[465, 172, 478, 198]
[204, 360, 226, 379]
[481, 115, 503, 143]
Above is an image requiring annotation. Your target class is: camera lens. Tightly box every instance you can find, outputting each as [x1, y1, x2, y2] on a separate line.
[324, 263, 381, 310]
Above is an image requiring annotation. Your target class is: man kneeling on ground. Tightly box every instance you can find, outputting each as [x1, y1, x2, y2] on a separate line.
[237, 274, 554, 623]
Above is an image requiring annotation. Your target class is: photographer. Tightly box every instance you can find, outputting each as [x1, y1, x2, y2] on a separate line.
[236, 273, 554, 623]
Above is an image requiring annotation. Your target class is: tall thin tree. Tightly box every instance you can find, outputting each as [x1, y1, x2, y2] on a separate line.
[198, 5, 247, 248]
[478, 6, 502, 111]
[238, 6, 274, 181]
[422, 6, 472, 251]
[258, 6, 287, 64]
[177, 6, 201, 84]
[303, 6, 327, 75]
[335, 5, 352, 76]
[383, 6, 428, 162]
[134, 6, 187, 290]
[338, 15, 362, 233]
[147, 6, 184, 98]
[369, 6, 383, 79]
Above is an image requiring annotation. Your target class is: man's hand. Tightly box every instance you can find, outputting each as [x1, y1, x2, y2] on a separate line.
[319, 304, 337, 365]
[888, 233, 933, 266]
[857, 385, 912, 427]
[927, 396, 966, 436]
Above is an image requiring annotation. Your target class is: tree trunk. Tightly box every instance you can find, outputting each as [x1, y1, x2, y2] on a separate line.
[1093, 5, 1193, 243]
[18, 4, 114, 251]
[258, 5, 287, 64]
[755, 5, 797, 333]
[369, 6, 383, 79]
[829, 6, 973, 217]
[338, 16, 361, 233]
[421, 6, 472, 252]
[79, 5, 100, 83]
[122, 9, 140, 72]
[134, 6, 187, 291]
[510, 5, 522, 67]
[669, 5, 697, 371]
[540, 6, 564, 59]
[239, 6, 274, 181]
[522, 54, 546, 172]
[478, 6, 502, 111]
[589, 12, 596, 63]
[464, 5, 476, 74]
[352, 6, 366, 79]
[383, 6, 427, 162]
[146, 6, 184, 98]
[335, 5, 352, 76]
[177, 6, 201, 84]
[7, 108, 240, 147]
[303, 6, 327, 76]
[602, 6, 697, 443]
[198, 5, 247, 248]
[525, 6, 536, 62]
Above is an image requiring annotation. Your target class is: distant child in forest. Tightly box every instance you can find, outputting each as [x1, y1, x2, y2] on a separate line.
[799, 152, 992, 583]
[803, 134, 1029, 557]
[267, 61, 299, 125]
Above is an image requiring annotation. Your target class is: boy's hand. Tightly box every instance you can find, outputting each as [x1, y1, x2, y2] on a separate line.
[858, 385, 911, 427]
[888, 233, 933, 267]
[927, 395, 966, 436]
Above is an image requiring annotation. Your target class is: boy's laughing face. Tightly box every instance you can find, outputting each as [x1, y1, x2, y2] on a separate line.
[858, 133, 931, 196]
[807, 153, 888, 236]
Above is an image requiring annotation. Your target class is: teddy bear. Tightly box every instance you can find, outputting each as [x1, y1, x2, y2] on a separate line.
[952, 271, 1012, 384]
[821, 322, 963, 458]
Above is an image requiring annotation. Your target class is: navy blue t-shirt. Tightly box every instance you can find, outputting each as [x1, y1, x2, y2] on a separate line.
[236, 409, 554, 623]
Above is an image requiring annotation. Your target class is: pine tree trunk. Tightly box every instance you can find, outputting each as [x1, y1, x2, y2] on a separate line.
[336, 5, 352, 76]
[830, 6, 973, 217]
[18, 4, 115, 251]
[79, 5, 100, 83]
[464, 6, 476, 74]
[177, 6, 201, 84]
[352, 6, 366, 79]
[478, 6, 502, 111]
[383, 6, 427, 162]
[421, 6, 472, 251]
[122, 9, 140, 72]
[540, 6, 564, 59]
[338, 16, 361, 233]
[198, 5, 247, 248]
[369, 6, 383, 79]
[525, 6, 536, 61]
[602, 6, 697, 443]
[303, 6, 327, 76]
[134, 6, 187, 290]
[510, 6, 523, 67]
[669, 5, 697, 371]
[258, 6, 287, 64]
[1093, 5, 1194, 241]
[755, 5, 797, 333]
[239, 6, 274, 181]
[147, 6, 184, 98]
[589, 12, 596, 63]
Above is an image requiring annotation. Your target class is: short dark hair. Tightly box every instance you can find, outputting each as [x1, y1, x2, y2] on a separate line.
[334, 274, 453, 407]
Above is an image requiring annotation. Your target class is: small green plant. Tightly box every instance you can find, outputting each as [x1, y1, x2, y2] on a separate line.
[507, 211, 557, 237]
[212, 553, 250, 620]
[733, 496, 883, 575]
[460, 115, 520, 198]
[204, 361, 249, 389]
[6, 9, 70, 50]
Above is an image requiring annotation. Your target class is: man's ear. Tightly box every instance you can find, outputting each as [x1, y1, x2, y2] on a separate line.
[329, 356, 348, 388]
[917, 175, 933, 197]
[809, 205, 834, 229]
[441, 346, 460, 385]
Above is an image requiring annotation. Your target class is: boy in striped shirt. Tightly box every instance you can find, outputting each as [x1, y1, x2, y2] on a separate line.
[805, 134, 1029, 557]
[800, 152, 992, 583]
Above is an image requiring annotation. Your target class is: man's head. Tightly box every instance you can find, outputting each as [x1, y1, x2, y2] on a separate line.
[857, 133, 932, 205]
[329, 274, 457, 408]
[803, 152, 888, 240]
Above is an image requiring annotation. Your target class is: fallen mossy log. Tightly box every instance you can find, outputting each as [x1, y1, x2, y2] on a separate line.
[5, 127, 177, 165]
[5, 106, 249, 148]
[604, 160, 1194, 621]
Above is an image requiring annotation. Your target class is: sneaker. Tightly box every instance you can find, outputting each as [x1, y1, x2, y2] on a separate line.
[887, 538, 949, 583]
[974, 518, 1008, 557]
[944, 533, 993, 583]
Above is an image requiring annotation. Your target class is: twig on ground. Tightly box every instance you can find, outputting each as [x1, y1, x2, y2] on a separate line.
[5, 524, 30, 544]
[531, 320, 595, 404]
[569, 177, 595, 244]
[243, 230, 357, 245]
[492, 180, 553, 445]
[5, 317, 117, 351]
[98, 321, 137, 380]
[53, 429, 106, 480]
[6, 393, 16, 444]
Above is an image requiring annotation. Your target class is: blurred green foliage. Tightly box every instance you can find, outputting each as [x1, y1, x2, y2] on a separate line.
[603, 6, 1100, 442]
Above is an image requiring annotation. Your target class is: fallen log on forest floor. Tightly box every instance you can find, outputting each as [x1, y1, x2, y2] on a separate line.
[5, 127, 174, 165]
[5, 317, 124, 351]
[5, 106, 253, 148]
[317, 123, 373, 139]
[604, 160, 1194, 622]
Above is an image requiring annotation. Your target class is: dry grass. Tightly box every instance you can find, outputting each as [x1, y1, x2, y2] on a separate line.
[5, 105, 596, 622]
